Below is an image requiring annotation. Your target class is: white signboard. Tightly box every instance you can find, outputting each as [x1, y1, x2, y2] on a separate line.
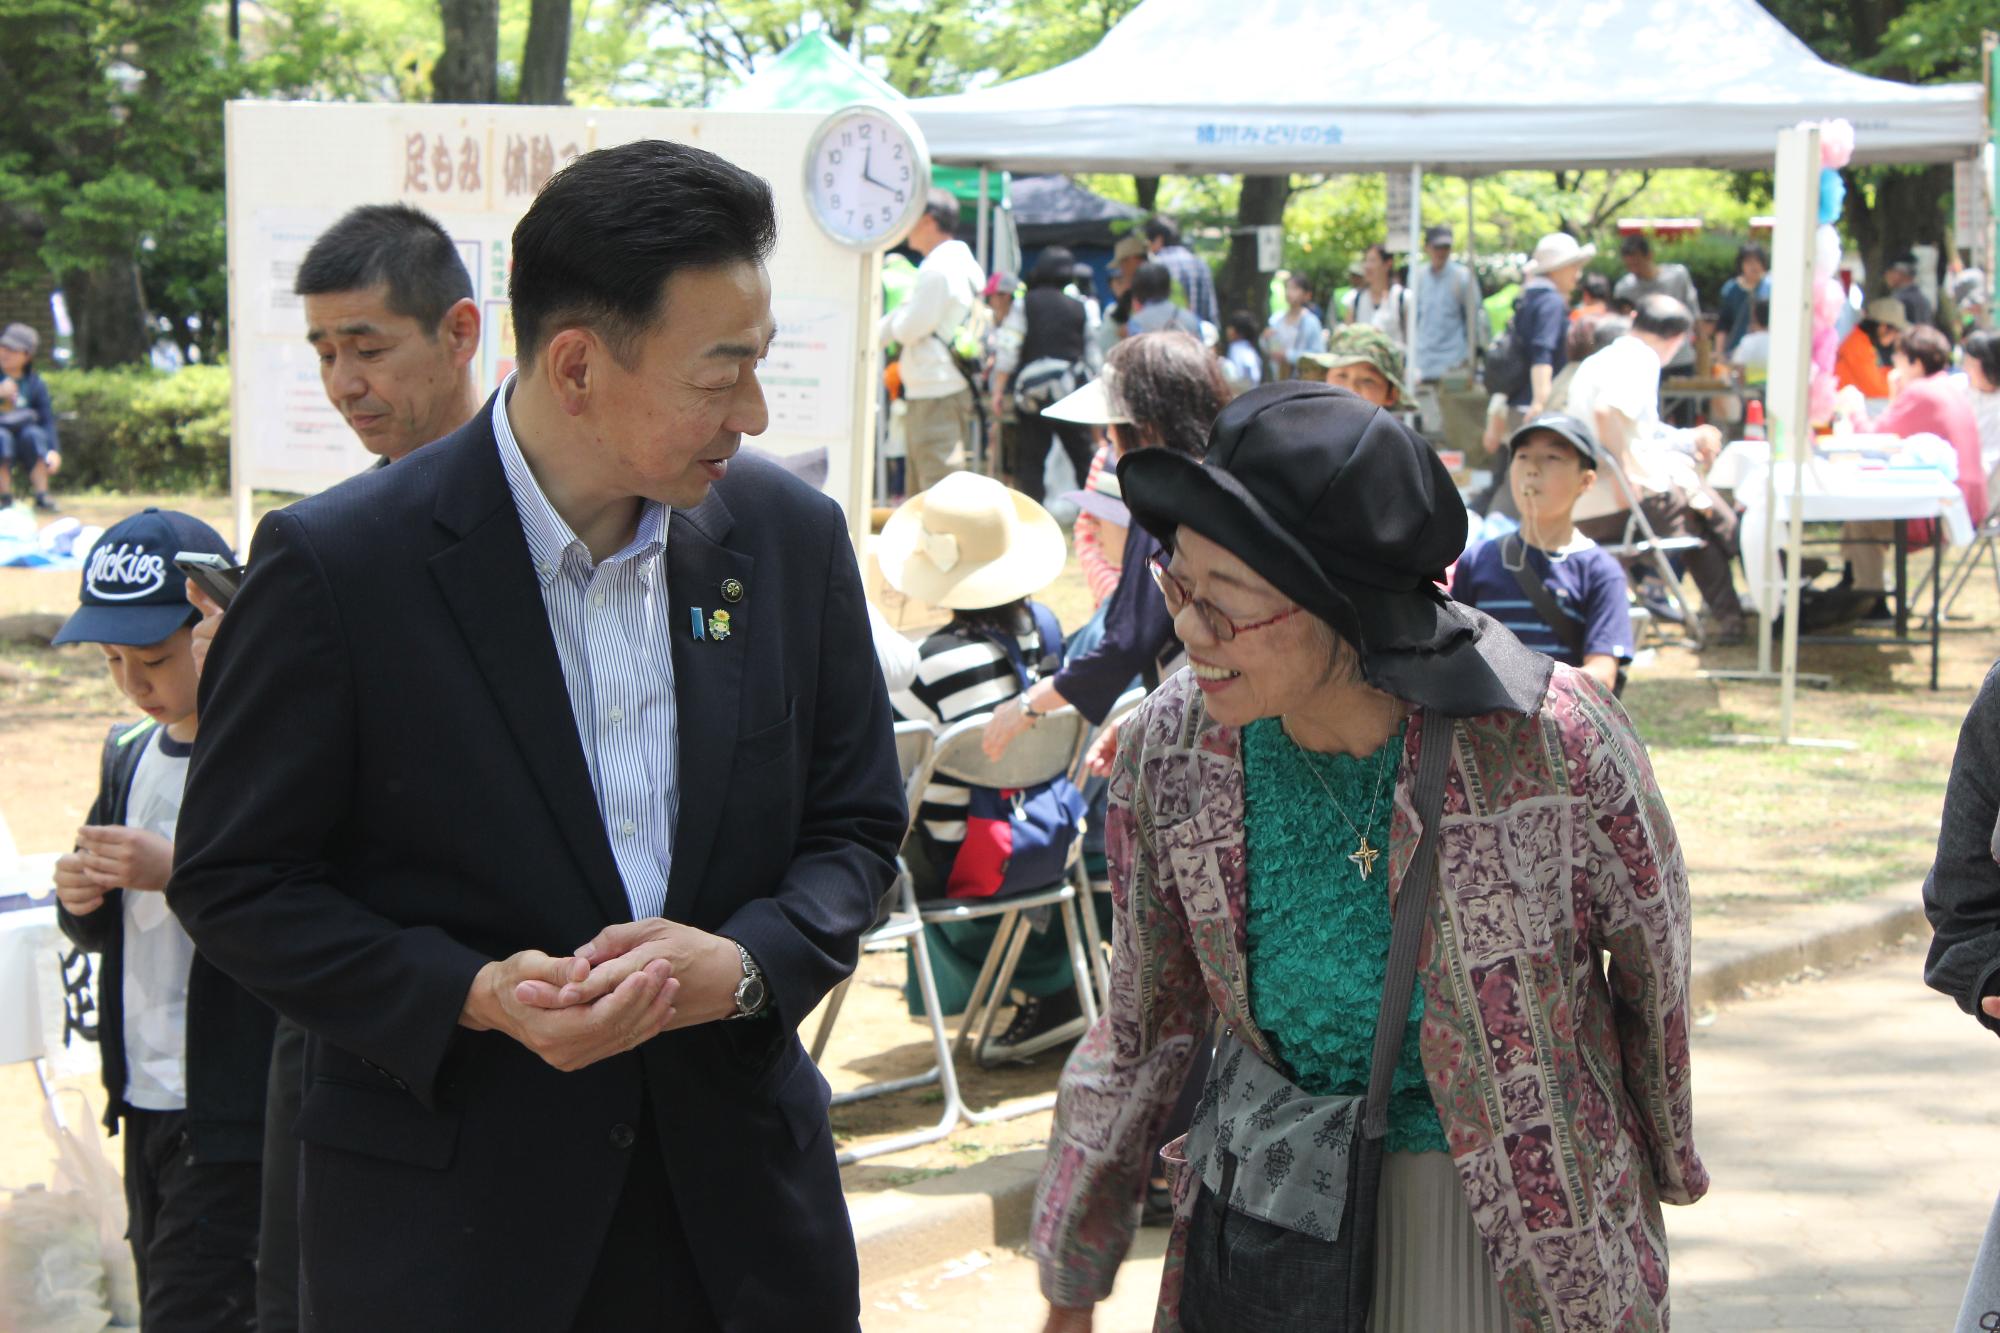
[1255, 225, 1284, 273]
[1384, 171, 1418, 253]
[224, 102, 888, 547]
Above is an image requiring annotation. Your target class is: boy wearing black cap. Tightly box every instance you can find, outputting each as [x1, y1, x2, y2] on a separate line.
[1451, 414, 1633, 694]
[50, 508, 268, 1332]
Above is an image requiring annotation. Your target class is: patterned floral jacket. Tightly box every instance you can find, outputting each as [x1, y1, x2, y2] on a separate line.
[1031, 665, 1708, 1332]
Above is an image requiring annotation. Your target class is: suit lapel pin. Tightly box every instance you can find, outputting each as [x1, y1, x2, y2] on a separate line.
[690, 607, 706, 641]
[720, 578, 744, 603]
[706, 609, 732, 641]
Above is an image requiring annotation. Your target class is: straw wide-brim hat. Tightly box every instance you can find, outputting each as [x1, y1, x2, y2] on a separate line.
[877, 471, 1068, 611]
[1523, 232, 1597, 277]
[1864, 297, 1909, 330]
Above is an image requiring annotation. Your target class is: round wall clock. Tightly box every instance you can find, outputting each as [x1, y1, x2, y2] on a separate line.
[803, 102, 933, 251]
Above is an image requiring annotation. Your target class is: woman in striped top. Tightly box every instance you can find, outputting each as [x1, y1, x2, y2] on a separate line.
[877, 472, 1087, 1052]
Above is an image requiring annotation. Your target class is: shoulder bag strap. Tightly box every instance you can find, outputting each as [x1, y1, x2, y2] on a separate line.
[1501, 534, 1587, 662]
[1363, 712, 1454, 1140]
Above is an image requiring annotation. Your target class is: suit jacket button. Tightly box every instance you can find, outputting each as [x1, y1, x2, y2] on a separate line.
[608, 1123, 636, 1150]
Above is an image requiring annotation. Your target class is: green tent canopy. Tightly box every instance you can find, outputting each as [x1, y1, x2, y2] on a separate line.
[714, 31, 1007, 211]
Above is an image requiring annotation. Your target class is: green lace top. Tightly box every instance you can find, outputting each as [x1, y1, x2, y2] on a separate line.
[1240, 716, 1448, 1155]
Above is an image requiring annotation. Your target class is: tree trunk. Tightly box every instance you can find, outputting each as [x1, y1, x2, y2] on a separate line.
[1219, 175, 1289, 322]
[1134, 176, 1160, 214]
[1846, 164, 1951, 297]
[63, 260, 152, 369]
[518, 0, 571, 105]
[434, 0, 499, 103]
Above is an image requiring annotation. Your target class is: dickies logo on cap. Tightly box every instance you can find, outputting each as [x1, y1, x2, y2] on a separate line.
[53, 508, 234, 648]
[85, 542, 171, 601]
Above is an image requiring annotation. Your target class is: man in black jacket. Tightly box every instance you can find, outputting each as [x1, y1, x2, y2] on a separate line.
[170, 139, 905, 1330]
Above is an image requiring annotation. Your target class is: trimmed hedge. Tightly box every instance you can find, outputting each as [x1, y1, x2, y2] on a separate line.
[44, 365, 231, 494]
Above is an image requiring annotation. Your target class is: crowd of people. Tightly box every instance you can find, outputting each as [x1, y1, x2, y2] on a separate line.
[24, 134, 2000, 1333]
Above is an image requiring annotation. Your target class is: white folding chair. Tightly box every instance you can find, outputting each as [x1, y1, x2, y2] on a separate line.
[810, 721, 964, 1165]
[1589, 445, 1707, 648]
[1935, 513, 2000, 625]
[911, 707, 1103, 1123]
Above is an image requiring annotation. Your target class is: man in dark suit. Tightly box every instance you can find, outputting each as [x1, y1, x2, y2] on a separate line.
[169, 139, 905, 1330]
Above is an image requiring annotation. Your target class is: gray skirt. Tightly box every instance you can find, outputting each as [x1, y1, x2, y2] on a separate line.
[1369, 1151, 1510, 1333]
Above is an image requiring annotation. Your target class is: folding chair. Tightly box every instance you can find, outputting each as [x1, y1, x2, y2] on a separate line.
[1935, 513, 2000, 625]
[1589, 445, 1707, 649]
[912, 707, 1103, 1121]
[810, 721, 964, 1165]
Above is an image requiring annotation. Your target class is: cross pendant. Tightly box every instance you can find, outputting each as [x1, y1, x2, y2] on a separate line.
[1348, 836, 1380, 880]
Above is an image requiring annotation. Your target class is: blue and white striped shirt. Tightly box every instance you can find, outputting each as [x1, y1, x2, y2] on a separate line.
[493, 376, 678, 920]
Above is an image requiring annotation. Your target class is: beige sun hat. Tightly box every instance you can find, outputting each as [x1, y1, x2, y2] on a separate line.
[877, 471, 1068, 611]
[1524, 232, 1597, 277]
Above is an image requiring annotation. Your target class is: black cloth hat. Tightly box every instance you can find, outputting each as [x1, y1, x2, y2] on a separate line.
[53, 508, 233, 647]
[1117, 382, 1550, 717]
[1506, 412, 1600, 467]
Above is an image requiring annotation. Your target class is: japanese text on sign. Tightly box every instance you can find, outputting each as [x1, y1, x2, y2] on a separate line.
[1196, 123, 1343, 148]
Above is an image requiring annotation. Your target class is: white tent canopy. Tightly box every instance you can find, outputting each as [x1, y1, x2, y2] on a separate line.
[907, 0, 1985, 175]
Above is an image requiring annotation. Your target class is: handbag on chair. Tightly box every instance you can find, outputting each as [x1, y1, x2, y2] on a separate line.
[943, 603, 1088, 900]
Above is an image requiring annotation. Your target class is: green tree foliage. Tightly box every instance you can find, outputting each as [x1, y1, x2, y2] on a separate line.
[0, 0, 386, 367]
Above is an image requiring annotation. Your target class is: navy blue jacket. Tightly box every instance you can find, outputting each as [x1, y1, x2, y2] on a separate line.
[169, 404, 905, 1331]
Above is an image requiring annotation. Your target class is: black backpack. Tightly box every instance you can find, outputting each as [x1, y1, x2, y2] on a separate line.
[1482, 294, 1533, 400]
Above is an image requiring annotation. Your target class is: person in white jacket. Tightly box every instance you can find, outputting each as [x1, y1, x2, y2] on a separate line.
[882, 189, 986, 493]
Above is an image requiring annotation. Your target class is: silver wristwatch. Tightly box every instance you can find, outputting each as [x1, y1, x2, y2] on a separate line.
[728, 940, 769, 1019]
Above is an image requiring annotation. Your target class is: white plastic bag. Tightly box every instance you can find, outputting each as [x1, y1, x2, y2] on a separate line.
[0, 1087, 138, 1331]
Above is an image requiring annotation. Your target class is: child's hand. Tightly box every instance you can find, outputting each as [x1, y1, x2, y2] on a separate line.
[74, 826, 174, 893]
[53, 852, 108, 915]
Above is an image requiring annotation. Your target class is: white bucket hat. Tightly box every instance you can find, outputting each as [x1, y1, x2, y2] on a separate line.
[1042, 368, 1131, 426]
[876, 471, 1068, 611]
[1524, 232, 1597, 278]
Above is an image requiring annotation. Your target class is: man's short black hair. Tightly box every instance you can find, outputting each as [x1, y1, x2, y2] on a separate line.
[509, 139, 776, 370]
[1132, 261, 1173, 305]
[1633, 293, 1693, 339]
[1143, 217, 1180, 247]
[922, 188, 959, 234]
[295, 203, 475, 334]
[1620, 233, 1652, 258]
[1737, 243, 1769, 272]
[1749, 297, 1770, 328]
[1577, 271, 1612, 304]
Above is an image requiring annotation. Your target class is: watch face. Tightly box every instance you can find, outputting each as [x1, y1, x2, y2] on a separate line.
[806, 109, 926, 250]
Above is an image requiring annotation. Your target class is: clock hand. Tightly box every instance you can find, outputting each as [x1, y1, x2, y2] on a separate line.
[859, 146, 891, 192]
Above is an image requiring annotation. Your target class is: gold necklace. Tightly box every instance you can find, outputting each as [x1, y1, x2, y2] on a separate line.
[1282, 719, 1396, 880]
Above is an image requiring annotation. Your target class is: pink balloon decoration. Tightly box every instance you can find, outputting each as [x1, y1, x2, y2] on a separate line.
[1818, 119, 1856, 170]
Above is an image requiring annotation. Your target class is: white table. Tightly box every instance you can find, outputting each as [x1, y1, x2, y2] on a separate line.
[1718, 445, 1969, 690]
[0, 897, 65, 1067]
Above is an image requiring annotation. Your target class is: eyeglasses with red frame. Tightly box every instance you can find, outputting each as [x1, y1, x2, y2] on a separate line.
[1148, 556, 1305, 642]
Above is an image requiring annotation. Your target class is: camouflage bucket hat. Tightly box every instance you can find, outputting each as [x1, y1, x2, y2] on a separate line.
[1297, 325, 1407, 398]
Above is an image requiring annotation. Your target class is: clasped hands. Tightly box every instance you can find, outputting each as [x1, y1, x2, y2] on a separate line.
[460, 919, 742, 1073]
[53, 825, 174, 916]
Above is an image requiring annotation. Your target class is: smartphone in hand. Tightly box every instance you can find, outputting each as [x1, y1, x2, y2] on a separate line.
[174, 551, 245, 609]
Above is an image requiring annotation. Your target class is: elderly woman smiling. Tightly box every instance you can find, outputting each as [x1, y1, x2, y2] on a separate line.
[1033, 382, 1706, 1333]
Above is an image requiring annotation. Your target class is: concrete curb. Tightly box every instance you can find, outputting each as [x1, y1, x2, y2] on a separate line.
[1688, 896, 1927, 1010]
[853, 894, 1932, 1288]
[852, 1147, 1045, 1289]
